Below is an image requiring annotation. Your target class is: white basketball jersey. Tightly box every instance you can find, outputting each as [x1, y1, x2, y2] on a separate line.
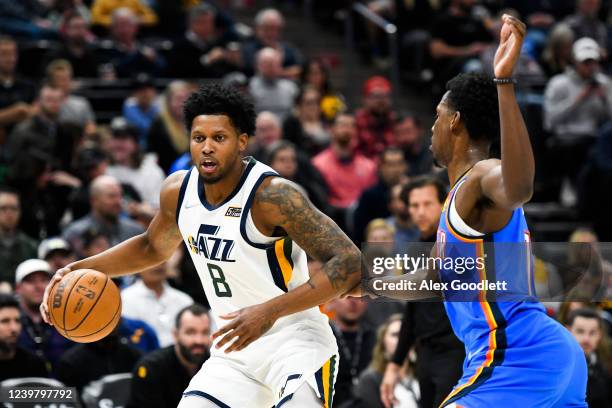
[176, 157, 329, 333]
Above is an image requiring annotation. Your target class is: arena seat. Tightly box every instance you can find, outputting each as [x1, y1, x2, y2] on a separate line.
[81, 372, 132, 408]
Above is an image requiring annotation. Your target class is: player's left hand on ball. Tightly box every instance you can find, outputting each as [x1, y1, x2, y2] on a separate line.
[212, 304, 277, 353]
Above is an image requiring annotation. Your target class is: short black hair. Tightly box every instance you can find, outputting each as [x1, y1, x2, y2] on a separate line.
[445, 73, 500, 144]
[183, 83, 256, 136]
[0, 293, 19, 311]
[400, 175, 447, 206]
[567, 307, 603, 329]
[175, 303, 209, 329]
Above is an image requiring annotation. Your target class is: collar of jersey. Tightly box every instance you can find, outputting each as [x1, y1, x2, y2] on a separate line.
[196, 156, 257, 211]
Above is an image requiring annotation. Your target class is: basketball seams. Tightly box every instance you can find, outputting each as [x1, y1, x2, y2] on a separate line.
[59, 270, 86, 337]
[67, 298, 121, 341]
[66, 272, 110, 332]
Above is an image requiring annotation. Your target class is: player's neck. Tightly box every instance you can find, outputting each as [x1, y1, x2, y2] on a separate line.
[447, 148, 487, 187]
[203, 159, 246, 206]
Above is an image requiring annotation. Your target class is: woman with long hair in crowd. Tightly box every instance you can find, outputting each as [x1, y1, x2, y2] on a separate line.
[282, 86, 330, 156]
[354, 313, 420, 408]
[146, 80, 195, 173]
[300, 58, 346, 122]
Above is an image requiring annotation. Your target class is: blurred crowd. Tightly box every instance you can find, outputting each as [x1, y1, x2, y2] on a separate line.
[0, 0, 612, 407]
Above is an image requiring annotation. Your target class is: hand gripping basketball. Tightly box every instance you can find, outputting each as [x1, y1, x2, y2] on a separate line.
[41, 266, 72, 325]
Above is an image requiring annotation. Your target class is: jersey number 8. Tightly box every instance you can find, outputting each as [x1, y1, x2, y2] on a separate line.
[207, 263, 233, 297]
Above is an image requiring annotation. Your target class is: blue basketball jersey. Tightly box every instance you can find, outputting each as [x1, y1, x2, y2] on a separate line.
[435, 170, 587, 408]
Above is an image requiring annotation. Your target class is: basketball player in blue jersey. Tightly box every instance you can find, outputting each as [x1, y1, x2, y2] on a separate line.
[40, 84, 363, 407]
[368, 15, 587, 408]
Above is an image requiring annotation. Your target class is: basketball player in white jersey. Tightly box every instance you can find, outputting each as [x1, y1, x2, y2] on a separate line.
[40, 84, 363, 407]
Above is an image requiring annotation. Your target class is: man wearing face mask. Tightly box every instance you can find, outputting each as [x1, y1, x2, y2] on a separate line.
[127, 304, 212, 408]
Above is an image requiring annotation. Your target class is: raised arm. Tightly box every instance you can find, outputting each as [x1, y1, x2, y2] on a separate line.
[41, 171, 186, 323]
[480, 15, 534, 209]
[212, 177, 361, 352]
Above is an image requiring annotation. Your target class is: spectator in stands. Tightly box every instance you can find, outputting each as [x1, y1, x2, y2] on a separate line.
[330, 297, 377, 407]
[91, 0, 158, 28]
[15, 259, 73, 372]
[567, 308, 611, 408]
[565, 228, 611, 300]
[0, 0, 58, 40]
[540, 23, 575, 78]
[266, 140, 329, 213]
[312, 113, 377, 224]
[122, 74, 160, 145]
[364, 218, 395, 244]
[387, 183, 419, 246]
[300, 58, 346, 123]
[249, 111, 282, 161]
[168, 3, 241, 79]
[578, 120, 612, 241]
[355, 314, 420, 408]
[106, 117, 165, 209]
[46, 59, 96, 133]
[56, 325, 142, 393]
[544, 37, 612, 204]
[564, 0, 607, 50]
[401, 175, 445, 243]
[43, 12, 98, 78]
[0, 187, 37, 285]
[393, 112, 432, 177]
[0, 293, 48, 381]
[80, 228, 111, 259]
[355, 76, 396, 160]
[128, 304, 212, 408]
[382, 178, 464, 408]
[7, 84, 78, 172]
[37, 237, 75, 272]
[69, 145, 110, 220]
[121, 262, 193, 347]
[118, 316, 160, 354]
[249, 47, 299, 121]
[242, 8, 302, 78]
[99, 8, 165, 78]
[62, 175, 144, 255]
[6, 151, 71, 240]
[353, 148, 407, 243]
[283, 86, 330, 156]
[429, 0, 493, 91]
[0, 36, 36, 138]
[147, 81, 193, 173]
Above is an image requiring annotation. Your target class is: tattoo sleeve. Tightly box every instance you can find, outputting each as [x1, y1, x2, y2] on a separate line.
[255, 179, 361, 293]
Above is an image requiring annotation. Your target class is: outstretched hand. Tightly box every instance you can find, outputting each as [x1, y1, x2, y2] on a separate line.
[494, 14, 527, 78]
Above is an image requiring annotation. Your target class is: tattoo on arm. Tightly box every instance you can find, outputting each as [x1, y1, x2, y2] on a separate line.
[255, 180, 360, 291]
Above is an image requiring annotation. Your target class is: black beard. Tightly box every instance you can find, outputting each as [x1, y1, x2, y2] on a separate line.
[0, 339, 16, 355]
[179, 343, 210, 365]
[201, 174, 224, 184]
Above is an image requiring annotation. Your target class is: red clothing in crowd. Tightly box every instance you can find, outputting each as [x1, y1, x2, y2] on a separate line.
[311, 148, 377, 208]
[354, 108, 396, 160]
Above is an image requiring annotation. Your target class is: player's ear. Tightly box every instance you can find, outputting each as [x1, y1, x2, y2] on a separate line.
[173, 328, 179, 343]
[238, 133, 249, 152]
[450, 111, 462, 134]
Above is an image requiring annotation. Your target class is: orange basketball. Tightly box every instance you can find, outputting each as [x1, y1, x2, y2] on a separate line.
[47, 269, 121, 343]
